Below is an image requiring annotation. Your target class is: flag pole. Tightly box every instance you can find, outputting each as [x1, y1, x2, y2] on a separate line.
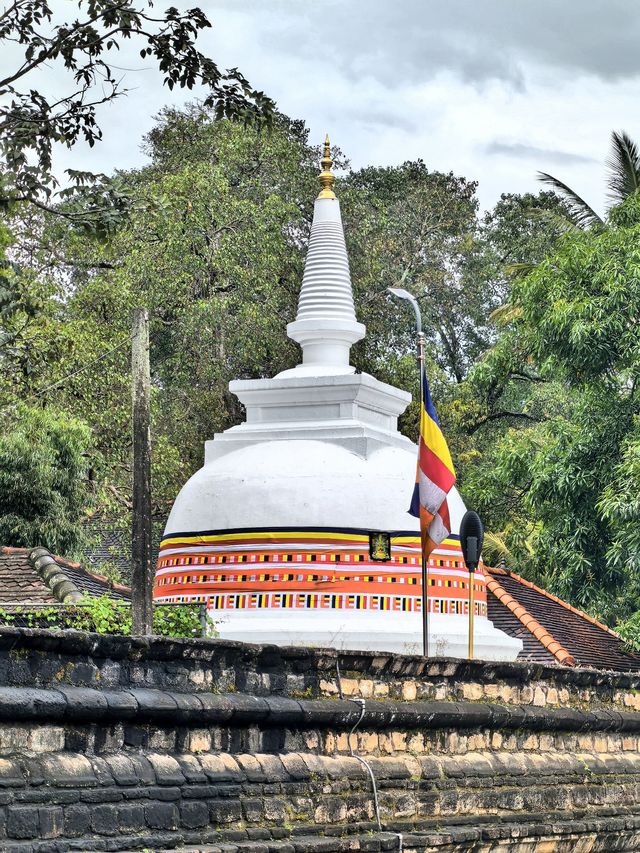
[387, 286, 429, 657]
[417, 329, 429, 658]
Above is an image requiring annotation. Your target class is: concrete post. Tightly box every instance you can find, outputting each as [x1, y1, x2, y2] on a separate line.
[131, 307, 153, 635]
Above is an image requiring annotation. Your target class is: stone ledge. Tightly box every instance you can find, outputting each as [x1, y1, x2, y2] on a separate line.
[0, 687, 640, 733]
[2, 811, 640, 853]
[124, 813, 640, 853]
[0, 777, 638, 851]
[0, 627, 639, 690]
[0, 749, 639, 790]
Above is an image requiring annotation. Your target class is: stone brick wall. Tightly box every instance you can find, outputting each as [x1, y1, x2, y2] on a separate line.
[0, 629, 638, 851]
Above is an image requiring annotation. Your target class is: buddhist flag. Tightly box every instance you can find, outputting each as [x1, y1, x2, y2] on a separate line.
[409, 366, 456, 557]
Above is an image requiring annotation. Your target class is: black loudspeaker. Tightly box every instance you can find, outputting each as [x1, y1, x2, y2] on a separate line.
[459, 510, 484, 573]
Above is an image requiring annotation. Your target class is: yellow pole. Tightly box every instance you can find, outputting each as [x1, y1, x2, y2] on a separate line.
[468, 570, 475, 659]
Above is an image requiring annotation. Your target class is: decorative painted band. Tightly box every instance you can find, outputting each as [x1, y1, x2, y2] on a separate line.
[154, 589, 488, 617]
[0, 686, 639, 733]
[159, 526, 445, 547]
[154, 527, 488, 612]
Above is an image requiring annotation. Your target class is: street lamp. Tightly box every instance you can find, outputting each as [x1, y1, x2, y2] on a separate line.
[387, 287, 422, 334]
[388, 286, 429, 656]
[459, 510, 484, 660]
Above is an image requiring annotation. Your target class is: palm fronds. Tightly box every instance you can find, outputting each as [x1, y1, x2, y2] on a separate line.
[503, 262, 535, 280]
[489, 302, 522, 325]
[537, 171, 603, 228]
[482, 531, 516, 567]
[527, 205, 581, 235]
[606, 130, 640, 206]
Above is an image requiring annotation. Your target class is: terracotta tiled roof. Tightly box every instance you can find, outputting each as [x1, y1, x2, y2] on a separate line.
[486, 571, 576, 666]
[0, 546, 131, 606]
[486, 565, 640, 672]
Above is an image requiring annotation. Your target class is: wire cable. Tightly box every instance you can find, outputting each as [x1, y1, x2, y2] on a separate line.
[29, 335, 132, 400]
[346, 697, 382, 832]
[336, 657, 382, 832]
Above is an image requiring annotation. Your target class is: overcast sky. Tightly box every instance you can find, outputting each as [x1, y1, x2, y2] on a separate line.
[10, 0, 640, 211]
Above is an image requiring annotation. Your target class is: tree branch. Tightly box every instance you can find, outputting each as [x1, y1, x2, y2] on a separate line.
[0, 3, 132, 87]
[467, 410, 543, 434]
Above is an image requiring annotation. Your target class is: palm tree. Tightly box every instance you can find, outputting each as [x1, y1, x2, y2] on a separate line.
[538, 130, 640, 228]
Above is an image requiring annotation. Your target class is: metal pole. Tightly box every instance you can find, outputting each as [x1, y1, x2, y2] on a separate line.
[131, 307, 153, 636]
[417, 330, 429, 658]
[468, 570, 475, 659]
[387, 287, 429, 657]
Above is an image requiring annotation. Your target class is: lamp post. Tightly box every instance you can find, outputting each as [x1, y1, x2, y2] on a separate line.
[388, 287, 429, 657]
[459, 510, 484, 660]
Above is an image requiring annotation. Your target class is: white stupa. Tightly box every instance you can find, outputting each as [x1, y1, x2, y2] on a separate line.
[155, 138, 521, 661]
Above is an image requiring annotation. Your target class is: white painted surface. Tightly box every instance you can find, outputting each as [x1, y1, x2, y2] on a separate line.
[168, 438, 451, 534]
[207, 372, 414, 461]
[208, 609, 522, 662]
[282, 196, 365, 376]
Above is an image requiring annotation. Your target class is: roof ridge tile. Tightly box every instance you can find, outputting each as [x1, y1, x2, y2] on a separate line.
[52, 554, 83, 570]
[28, 548, 84, 604]
[485, 574, 577, 666]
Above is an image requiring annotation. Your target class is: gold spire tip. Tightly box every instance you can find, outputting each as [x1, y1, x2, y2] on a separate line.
[318, 133, 336, 199]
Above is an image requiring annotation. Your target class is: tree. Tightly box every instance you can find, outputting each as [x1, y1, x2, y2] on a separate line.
[16, 114, 498, 527]
[0, 405, 91, 554]
[538, 130, 640, 228]
[438, 191, 572, 533]
[16, 112, 318, 518]
[0, 0, 273, 230]
[0, 220, 72, 411]
[342, 162, 485, 386]
[480, 191, 572, 271]
[15, 112, 568, 532]
[463, 194, 640, 621]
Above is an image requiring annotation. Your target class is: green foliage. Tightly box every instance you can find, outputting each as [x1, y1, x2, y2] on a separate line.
[63, 596, 130, 635]
[465, 194, 640, 621]
[0, 598, 205, 638]
[0, 221, 66, 408]
[14, 109, 503, 519]
[152, 602, 204, 639]
[7, 103, 612, 625]
[342, 161, 486, 384]
[0, 405, 91, 555]
[615, 610, 640, 652]
[48, 113, 313, 508]
[0, 1, 273, 229]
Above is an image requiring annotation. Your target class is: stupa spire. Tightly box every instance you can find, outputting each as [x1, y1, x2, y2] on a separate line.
[317, 134, 336, 199]
[280, 135, 365, 377]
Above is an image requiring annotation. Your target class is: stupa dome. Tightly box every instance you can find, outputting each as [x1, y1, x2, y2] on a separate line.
[166, 439, 467, 535]
[155, 138, 521, 661]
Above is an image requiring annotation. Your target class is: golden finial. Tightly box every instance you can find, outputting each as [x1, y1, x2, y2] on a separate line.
[317, 134, 336, 199]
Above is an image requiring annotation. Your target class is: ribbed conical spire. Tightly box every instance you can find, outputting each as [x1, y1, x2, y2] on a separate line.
[282, 136, 365, 377]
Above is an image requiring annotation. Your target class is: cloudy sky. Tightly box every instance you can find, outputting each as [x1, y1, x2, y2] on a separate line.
[11, 0, 640, 211]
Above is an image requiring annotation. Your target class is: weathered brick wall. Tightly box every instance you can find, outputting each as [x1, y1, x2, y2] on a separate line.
[0, 629, 638, 851]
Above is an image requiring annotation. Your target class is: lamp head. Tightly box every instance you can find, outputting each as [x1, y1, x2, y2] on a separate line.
[387, 287, 422, 333]
[459, 510, 484, 573]
[387, 287, 414, 302]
